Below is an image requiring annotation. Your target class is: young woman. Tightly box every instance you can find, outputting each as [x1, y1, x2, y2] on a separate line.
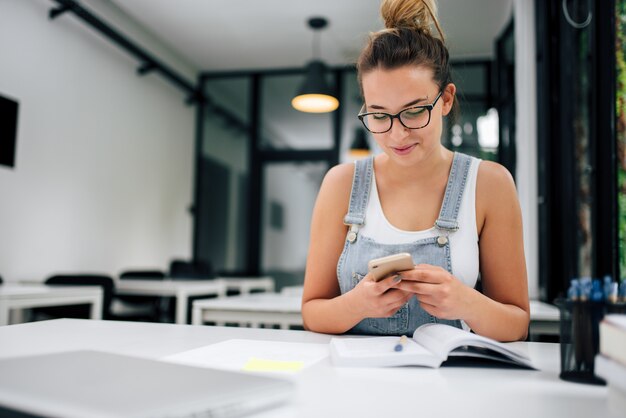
[301, 0, 529, 341]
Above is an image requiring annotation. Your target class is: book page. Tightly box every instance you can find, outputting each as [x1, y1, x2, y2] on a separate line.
[412, 324, 533, 368]
[330, 336, 443, 368]
[333, 336, 431, 357]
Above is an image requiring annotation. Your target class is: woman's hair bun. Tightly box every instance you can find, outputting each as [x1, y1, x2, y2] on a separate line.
[380, 0, 444, 41]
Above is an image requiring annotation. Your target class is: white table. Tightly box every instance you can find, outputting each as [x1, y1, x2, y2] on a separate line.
[0, 284, 103, 326]
[529, 300, 560, 339]
[114, 280, 226, 324]
[192, 295, 562, 335]
[192, 293, 301, 328]
[280, 285, 303, 296]
[0, 319, 615, 418]
[215, 276, 275, 294]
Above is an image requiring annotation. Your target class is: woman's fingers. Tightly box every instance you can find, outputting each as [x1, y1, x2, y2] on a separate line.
[382, 290, 413, 316]
[394, 281, 439, 295]
[382, 272, 404, 286]
[393, 265, 445, 284]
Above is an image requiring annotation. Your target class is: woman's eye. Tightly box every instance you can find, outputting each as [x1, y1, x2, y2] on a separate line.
[403, 108, 426, 118]
[372, 114, 389, 121]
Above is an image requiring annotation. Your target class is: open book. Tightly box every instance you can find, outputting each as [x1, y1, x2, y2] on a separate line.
[330, 323, 534, 369]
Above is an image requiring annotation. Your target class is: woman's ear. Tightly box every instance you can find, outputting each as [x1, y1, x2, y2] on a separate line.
[441, 83, 456, 116]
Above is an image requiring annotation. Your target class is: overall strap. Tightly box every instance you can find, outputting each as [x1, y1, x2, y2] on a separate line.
[343, 156, 374, 243]
[434, 152, 473, 233]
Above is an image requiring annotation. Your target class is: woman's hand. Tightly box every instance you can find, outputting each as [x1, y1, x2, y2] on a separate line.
[391, 264, 475, 320]
[347, 273, 413, 319]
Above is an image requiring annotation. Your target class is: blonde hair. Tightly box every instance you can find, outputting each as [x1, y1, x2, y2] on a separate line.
[380, 0, 445, 41]
[357, 0, 457, 117]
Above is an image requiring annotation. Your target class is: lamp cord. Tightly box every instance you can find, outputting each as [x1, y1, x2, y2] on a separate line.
[312, 30, 321, 60]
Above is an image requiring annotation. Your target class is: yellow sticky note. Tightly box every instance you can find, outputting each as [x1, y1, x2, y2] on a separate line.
[242, 357, 304, 372]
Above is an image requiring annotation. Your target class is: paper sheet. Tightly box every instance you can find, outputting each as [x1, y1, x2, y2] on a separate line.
[163, 339, 329, 374]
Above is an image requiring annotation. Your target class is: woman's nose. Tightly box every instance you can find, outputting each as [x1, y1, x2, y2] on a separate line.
[388, 118, 409, 141]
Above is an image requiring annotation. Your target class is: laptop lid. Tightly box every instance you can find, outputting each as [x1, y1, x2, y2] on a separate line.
[0, 350, 295, 418]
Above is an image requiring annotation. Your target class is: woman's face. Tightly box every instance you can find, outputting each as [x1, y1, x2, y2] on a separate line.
[360, 65, 455, 165]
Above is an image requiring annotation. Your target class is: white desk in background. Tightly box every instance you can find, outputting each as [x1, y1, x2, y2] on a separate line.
[0, 284, 103, 326]
[114, 279, 226, 324]
[215, 276, 275, 294]
[192, 294, 561, 335]
[0, 319, 614, 418]
[529, 300, 560, 339]
[192, 293, 302, 328]
[279, 285, 304, 296]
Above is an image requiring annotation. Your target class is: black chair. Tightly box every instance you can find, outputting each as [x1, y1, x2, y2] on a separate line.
[168, 260, 218, 323]
[34, 274, 115, 320]
[34, 274, 154, 322]
[169, 259, 213, 280]
[117, 270, 166, 322]
[120, 270, 165, 280]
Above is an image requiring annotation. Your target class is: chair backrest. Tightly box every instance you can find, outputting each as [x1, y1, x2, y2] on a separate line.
[169, 259, 212, 280]
[119, 270, 166, 280]
[45, 274, 114, 318]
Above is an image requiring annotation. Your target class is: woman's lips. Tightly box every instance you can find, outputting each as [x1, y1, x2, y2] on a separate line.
[391, 143, 417, 155]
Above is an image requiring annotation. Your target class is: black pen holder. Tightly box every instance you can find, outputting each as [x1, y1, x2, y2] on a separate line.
[554, 298, 626, 385]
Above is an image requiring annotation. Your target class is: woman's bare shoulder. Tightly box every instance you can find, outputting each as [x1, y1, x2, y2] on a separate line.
[309, 162, 355, 233]
[476, 160, 520, 214]
[476, 160, 516, 190]
[314, 162, 355, 217]
[320, 162, 355, 196]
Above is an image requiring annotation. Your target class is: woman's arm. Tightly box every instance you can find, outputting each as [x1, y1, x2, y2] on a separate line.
[302, 163, 412, 334]
[470, 161, 530, 340]
[392, 161, 530, 341]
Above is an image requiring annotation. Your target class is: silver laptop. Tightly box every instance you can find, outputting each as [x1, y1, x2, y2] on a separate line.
[0, 350, 295, 418]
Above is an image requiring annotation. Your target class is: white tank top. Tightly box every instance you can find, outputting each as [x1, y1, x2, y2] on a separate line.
[359, 158, 481, 288]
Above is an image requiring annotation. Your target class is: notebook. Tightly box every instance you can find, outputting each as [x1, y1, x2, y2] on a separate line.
[0, 350, 295, 418]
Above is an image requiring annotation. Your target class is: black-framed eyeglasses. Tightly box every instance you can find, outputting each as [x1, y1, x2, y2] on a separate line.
[357, 90, 444, 134]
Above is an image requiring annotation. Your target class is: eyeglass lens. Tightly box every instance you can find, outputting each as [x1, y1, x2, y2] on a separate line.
[361, 107, 431, 133]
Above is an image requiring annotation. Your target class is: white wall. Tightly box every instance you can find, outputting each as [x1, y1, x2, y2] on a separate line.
[262, 163, 325, 271]
[0, 0, 197, 282]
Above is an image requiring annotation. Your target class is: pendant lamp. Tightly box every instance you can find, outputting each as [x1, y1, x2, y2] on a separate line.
[349, 127, 371, 159]
[291, 17, 339, 113]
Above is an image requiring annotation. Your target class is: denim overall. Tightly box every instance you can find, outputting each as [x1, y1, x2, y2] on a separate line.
[337, 152, 473, 335]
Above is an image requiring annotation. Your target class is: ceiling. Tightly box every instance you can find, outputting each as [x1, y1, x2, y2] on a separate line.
[109, 0, 514, 73]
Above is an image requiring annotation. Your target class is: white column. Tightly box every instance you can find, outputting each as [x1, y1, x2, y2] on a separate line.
[514, 0, 539, 299]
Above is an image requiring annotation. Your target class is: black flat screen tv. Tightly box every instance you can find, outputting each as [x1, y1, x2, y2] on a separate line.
[0, 93, 19, 168]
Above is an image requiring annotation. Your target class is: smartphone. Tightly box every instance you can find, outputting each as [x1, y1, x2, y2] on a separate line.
[367, 253, 414, 282]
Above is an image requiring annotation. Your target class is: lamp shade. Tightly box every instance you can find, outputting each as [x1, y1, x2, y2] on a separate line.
[349, 127, 371, 159]
[291, 60, 339, 113]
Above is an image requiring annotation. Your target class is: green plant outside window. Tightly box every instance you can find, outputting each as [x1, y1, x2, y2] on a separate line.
[617, 0, 626, 280]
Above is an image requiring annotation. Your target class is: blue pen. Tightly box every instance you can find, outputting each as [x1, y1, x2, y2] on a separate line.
[394, 335, 407, 352]
[604, 276, 613, 301]
[591, 279, 604, 302]
[608, 282, 619, 304]
[579, 277, 592, 301]
[567, 279, 580, 301]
